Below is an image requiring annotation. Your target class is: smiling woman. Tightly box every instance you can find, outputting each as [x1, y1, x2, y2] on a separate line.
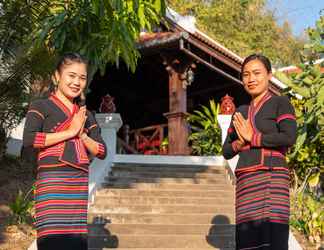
[23, 53, 107, 250]
[222, 54, 297, 250]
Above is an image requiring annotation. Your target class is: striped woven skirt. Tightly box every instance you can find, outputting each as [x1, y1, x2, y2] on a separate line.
[235, 168, 290, 250]
[34, 169, 88, 250]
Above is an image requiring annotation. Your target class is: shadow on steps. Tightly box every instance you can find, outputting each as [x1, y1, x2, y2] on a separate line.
[207, 215, 235, 249]
[89, 216, 119, 249]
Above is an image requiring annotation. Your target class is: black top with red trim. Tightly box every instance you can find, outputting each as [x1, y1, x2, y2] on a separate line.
[23, 94, 107, 172]
[222, 92, 297, 173]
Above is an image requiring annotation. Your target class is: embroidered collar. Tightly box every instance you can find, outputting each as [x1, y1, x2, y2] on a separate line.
[250, 91, 272, 116]
[49, 93, 77, 117]
[248, 91, 272, 133]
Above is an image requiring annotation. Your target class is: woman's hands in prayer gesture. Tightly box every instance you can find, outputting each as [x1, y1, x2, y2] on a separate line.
[42, 106, 87, 147]
[233, 112, 253, 143]
[69, 106, 87, 137]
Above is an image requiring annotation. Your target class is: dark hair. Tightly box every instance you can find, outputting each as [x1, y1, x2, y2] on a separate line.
[55, 52, 88, 73]
[241, 54, 272, 77]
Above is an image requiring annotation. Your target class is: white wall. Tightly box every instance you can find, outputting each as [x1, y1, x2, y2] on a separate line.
[6, 118, 25, 156]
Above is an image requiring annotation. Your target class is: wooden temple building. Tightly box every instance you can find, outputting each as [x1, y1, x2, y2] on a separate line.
[86, 8, 286, 156]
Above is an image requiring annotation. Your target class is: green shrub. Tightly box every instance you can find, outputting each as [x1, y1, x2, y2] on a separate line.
[187, 99, 222, 156]
[9, 187, 35, 225]
[290, 192, 324, 246]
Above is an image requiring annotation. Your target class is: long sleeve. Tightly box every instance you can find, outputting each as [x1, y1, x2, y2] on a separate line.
[86, 111, 107, 159]
[251, 96, 297, 148]
[23, 100, 46, 148]
[222, 117, 244, 160]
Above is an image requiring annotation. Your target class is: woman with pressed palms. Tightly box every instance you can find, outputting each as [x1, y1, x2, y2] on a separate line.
[223, 54, 297, 250]
[23, 53, 106, 249]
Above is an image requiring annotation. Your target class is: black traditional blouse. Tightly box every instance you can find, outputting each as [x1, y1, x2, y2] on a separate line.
[222, 92, 297, 173]
[23, 94, 107, 172]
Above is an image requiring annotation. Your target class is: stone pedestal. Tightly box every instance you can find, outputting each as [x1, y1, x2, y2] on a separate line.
[88, 113, 123, 204]
[217, 114, 238, 173]
[217, 115, 232, 145]
[95, 113, 123, 157]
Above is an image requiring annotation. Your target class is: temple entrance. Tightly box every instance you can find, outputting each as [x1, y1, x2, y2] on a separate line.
[87, 50, 250, 155]
[84, 7, 284, 155]
[87, 14, 280, 155]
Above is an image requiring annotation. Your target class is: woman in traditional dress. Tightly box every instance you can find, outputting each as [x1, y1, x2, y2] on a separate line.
[23, 53, 106, 250]
[222, 54, 297, 250]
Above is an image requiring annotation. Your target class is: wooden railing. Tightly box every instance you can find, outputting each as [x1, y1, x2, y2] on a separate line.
[117, 138, 138, 154]
[127, 124, 168, 155]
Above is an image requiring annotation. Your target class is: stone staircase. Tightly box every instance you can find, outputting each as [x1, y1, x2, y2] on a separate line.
[88, 163, 235, 250]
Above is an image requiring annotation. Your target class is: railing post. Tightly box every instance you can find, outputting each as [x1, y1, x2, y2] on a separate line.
[123, 124, 130, 145]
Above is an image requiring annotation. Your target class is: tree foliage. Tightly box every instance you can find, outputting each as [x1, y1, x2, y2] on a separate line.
[275, 16, 324, 187]
[0, 0, 46, 157]
[168, 0, 304, 66]
[303, 15, 324, 60]
[34, 0, 166, 77]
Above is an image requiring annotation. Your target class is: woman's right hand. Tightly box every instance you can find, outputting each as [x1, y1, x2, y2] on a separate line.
[68, 107, 87, 137]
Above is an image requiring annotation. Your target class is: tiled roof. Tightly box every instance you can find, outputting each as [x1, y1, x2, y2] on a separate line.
[139, 32, 175, 42]
[277, 58, 324, 74]
[137, 31, 185, 49]
[192, 29, 243, 64]
[165, 8, 243, 65]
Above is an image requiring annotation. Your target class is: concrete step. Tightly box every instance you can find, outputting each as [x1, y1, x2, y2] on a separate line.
[88, 213, 235, 225]
[94, 195, 234, 206]
[90, 248, 234, 250]
[111, 164, 226, 174]
[88, 234, 235, 249]
[88, 223, 235, 235]
[109, 170, 227, 179]
[96, 189, 234, 198]
[90, 163, 235, 250]
[101, 182, 231, 190]
[90, 204, 234, 214]
[106, 176, 230, 184]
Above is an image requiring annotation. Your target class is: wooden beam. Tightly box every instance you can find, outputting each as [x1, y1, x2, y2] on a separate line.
[180, 42, 281, 96]
[186, 37, 242, 72]
[179, 44, 243, 85]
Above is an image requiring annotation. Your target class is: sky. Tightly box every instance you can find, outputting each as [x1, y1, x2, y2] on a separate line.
[267, 0, 324, 37]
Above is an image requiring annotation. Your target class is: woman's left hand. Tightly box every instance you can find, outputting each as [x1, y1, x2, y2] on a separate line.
[233, 112, 253, 142]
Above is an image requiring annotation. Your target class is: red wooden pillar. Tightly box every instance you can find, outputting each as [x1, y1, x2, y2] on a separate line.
[163, 56, 193, 155]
